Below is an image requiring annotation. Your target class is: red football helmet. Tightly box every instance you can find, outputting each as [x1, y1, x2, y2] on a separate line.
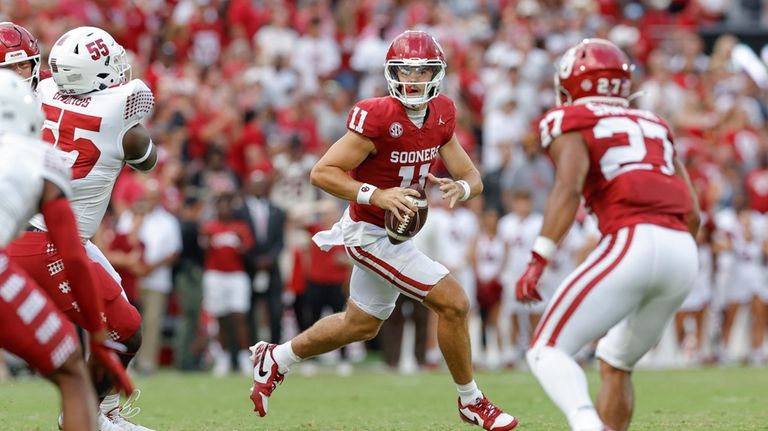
[555, 38, 634, 106]
[0, 22, 41, 89]
[385, 30, 446, 108]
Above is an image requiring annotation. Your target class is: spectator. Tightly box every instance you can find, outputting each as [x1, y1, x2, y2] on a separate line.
[173, 192, 206, 371]
[201, 193, 254, 376]
[269, 135, 319, 213]
[500, 130, 555, 214]
[130, 181, 183, 374]
[241, 172, 286, 344]
[292, 17, 341, 95]
[303, 200, 354, 373]
[254, 6, 298, 64]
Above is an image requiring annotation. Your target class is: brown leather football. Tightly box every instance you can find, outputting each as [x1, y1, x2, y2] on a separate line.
[384, 183, 429, 245]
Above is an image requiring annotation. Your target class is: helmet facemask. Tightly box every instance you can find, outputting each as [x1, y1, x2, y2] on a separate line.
[385, 59, 445, 109]
[110, 46, 131, 85]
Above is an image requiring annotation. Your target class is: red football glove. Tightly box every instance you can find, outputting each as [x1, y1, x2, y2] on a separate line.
[516, 252, 547, 303]
[89, 332, 135, 396]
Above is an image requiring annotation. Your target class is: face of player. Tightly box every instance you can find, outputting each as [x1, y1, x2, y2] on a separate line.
[1, 60, 32, 80]
[396, 65, 436, 98]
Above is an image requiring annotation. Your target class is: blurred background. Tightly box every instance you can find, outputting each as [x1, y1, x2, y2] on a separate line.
[2, 0, 768, 379]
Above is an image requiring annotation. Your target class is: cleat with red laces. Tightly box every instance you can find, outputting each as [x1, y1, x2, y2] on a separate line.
[458, 396, 518, 431]
[249, 341, 285, 417]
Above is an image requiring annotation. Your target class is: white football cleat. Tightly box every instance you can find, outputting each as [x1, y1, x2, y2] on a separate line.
[458, 396, 518, 430]
[98, 412, 124, 431]
[57, 412, 122, 431]
[104, 390, 155, 431]
[249, 341, 285, 417]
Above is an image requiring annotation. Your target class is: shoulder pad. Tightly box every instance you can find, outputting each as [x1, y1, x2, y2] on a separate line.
[124, 79, 155, 126]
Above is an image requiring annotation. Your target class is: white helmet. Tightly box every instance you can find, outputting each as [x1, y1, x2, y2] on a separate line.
[49, 26, 131, 95]
[0, 69, 42, 137]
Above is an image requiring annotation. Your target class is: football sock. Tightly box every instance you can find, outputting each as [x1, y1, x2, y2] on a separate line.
[272, 341, 302, 374]
[457, 380, 483, 405]
[526, 346, 603, 430]
[100, 393, 120, 415]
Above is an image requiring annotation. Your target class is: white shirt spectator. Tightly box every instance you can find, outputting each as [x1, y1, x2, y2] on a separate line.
[292, 27, 341, 94]
[350, 33, 390, 99]
[119, 206, 182, 294]
[482, 95, 528, 172]
[255, 24, 298, 64]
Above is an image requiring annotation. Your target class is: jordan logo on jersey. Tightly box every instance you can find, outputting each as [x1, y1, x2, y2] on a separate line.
[438, 116, 445, 125]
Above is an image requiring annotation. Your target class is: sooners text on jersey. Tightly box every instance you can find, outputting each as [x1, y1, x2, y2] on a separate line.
[347, 95, 456, 227]
[539, 103, 691, 235]
[30, 77, 154, 238]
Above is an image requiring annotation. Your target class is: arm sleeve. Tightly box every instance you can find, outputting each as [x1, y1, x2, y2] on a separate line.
[41, 197, 104, 332]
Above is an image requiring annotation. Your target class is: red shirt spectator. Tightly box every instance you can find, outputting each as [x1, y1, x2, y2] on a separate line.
[745, 166, 768, 213]
[202, 219, 254, 272]
[307, 224, 350, 284]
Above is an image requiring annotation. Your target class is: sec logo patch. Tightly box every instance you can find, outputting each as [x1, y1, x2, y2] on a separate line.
[389, 122, 403, 138]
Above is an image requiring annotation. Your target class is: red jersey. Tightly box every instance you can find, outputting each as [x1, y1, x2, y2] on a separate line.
[347, 95, 457, 227]
[745, 168, 768, 213]
[202, 220, 254, 272]
[539, 103, 691, 235]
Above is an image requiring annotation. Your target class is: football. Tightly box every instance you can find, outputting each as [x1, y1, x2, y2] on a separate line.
[384, 183, 429, 245]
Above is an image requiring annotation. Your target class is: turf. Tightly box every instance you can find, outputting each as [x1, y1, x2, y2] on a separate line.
[1, 366, 767, 430]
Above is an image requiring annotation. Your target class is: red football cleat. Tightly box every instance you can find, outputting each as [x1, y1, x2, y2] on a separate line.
[249, 341, 285, 417]
[458, 396, 518, 431]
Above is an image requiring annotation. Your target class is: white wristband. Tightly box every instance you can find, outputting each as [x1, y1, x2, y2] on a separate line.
[356, 183, 377, 205]
[532, 236, 557, 260]
[455, 180, 471, 201]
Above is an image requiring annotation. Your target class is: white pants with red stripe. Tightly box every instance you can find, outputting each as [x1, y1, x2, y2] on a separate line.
[313, 208, 449, 320]
[530, 224, 697, 370]
[345, 237, 449, 320]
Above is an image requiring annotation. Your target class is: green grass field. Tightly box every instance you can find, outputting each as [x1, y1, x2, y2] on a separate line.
[1, 366, 767, 430]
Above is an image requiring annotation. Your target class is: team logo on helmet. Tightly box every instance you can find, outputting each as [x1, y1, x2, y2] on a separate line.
[558, 46, 578, 79]
[389, 122, 403, 138]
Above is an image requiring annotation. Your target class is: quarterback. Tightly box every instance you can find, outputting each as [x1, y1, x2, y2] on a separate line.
[248, 30, 517, 431]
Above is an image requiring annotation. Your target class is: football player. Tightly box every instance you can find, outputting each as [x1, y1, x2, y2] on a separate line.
[0, 70, 133, 431]
[248, 30, 517, 431]
[515, 39, 700, 431]
[0, 22, 42, 88]
[7, 26, 156, 431]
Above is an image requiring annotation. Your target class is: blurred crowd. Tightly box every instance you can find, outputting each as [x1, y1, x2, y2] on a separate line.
[3, 0, 768, 376]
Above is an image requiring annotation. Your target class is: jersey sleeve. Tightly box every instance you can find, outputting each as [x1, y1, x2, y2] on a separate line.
[345, 99, 383, 139]
[41, 146, 73, 198]
[123, 79, 155, 128]
[538, 105, 595, 149]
